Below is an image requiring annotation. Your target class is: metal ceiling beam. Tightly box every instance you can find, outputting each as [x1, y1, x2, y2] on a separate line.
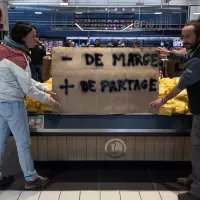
[9, 0, 200, 6]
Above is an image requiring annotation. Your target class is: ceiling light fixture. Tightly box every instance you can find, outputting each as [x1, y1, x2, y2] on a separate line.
[75, 23, 83, 31]
[35, 12, 42, 14]
[154, 12, 162, 14]
[10, 2, 60, 5]
[60, 3, 68, 6]
[122, 23, 133, 31]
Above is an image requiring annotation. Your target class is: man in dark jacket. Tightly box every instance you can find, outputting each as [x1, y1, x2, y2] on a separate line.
[150, 19, 200, 200]
[94, 39, 101, 47]
[30, 35, 46, 82]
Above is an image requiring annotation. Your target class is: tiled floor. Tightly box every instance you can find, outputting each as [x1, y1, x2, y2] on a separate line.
[0, 190, 187, 200]
[0, 160, 191, 199]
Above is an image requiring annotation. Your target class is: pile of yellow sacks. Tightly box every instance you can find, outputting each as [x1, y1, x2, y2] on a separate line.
[159, 77, 190, 116]
[25, 78, 53, 113]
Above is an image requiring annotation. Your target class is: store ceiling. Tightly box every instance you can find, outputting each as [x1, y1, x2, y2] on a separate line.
[8, 5, 187, 14]
[8, 0, 199, 7]
[7, 0, 190, 33]
[8, 5, 187, 32]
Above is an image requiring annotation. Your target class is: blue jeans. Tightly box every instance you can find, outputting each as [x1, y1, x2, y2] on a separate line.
[0, 100, 37, 181]
[31, 64, 43, 82]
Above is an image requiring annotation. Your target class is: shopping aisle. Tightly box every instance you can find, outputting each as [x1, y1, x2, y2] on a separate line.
[0, 190, 186, 200]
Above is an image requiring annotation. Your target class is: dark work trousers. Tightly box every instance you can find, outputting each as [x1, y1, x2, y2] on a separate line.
[190, 115, 200, 198]
[188, 174, 193, 183]
[31, 64, 43, 83]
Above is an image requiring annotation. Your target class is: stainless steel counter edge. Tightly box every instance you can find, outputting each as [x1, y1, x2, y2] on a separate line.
[28, 113, 193, 116]
[30, 128, 190, 133]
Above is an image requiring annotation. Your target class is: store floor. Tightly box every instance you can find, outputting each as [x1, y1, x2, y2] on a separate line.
[0, 161, 191, 200]
[0, 138, 191, 199]
[1, 161, 191, 191]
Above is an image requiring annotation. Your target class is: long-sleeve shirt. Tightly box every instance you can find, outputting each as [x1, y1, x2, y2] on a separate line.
[0, 44, 50, 103]
[168, 46, 200, 114]
[169, 47, 200, 90]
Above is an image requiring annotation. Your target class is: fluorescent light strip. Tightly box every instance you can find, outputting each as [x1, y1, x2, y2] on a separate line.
[60, 3, 68, 6]
[194, 13, 200, 15]
[122, 23, 133, 31]
[10, 2, 61, 5]
[68, 37, 180, 39]
[8, 12, 24, 14]
[35, 12, 42, 14]
[11, 2, 68, 6]
[154, 12, 162, 14]
[75, 23, 83, 31]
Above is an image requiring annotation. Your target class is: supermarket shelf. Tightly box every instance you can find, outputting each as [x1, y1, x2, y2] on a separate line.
[28, 114, 192, 136]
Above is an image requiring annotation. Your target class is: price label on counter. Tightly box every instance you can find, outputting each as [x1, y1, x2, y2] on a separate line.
[28, 115, 44, 129]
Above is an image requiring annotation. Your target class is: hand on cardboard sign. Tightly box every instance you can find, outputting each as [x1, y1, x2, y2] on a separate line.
[155, 47, 170, 56]
[149, 98, 163, 110]
[49, 97, 61, 108]
[44, 88, 56, 96]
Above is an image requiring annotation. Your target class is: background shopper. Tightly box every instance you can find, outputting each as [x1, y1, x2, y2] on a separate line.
[30, 35, 46, 82]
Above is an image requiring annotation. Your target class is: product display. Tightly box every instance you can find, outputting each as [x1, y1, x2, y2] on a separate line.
[159, 77, 189, 116]
[40, 39, 63, 52]
[25, 78, 53, 113]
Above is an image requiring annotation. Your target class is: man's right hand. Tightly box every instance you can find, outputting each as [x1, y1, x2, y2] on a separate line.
[156, 47, 170, 56]
[49, 98, 61, 108]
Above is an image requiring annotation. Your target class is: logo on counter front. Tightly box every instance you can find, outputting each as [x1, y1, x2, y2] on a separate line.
[105, 138, 127, 159]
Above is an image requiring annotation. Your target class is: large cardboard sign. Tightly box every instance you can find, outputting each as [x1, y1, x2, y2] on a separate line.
[52, 48, 158, 114]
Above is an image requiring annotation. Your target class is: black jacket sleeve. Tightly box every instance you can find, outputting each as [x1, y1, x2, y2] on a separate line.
[169, 52, 189, 62]
[41, 45, 46, 57]
[177, 58, 200, 89]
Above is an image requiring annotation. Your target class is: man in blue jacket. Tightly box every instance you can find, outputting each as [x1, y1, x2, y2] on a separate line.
[150, 19, 200, 200]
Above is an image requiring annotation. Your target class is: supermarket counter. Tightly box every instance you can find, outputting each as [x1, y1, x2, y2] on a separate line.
[29, 114, 192, 161]
[29, 114, 192, 136]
